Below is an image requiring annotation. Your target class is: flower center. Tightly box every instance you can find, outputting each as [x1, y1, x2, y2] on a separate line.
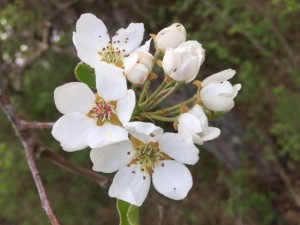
[99, 43, 124, 64]
[131, 143, 166, 174]
[89, 99, 115, 123]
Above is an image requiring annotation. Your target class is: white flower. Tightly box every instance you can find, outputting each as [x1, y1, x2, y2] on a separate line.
[155, 23, 186, 52]
[52, 64, 135, 151]
[90, 122, 199, 206]
[162, 41, 205, 83]
[178, 104, 220, 145]
[123, 39, 154, 85]
[72, 13, 144, 69]
[200, 69, 242, 112]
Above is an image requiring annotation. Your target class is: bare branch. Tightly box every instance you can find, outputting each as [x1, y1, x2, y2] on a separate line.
[0, 92, 61, 225]
[19, 121, 54, 130]
[39, 148, 110, 188]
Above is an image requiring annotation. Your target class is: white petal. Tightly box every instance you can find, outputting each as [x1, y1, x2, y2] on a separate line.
[73, 13, 110, 68]
[191, 104, 208, 127]
[52, 113, 96, 152]
[109, 164, 150, 206]
[112, 23, 145, 55]
[123, 54, 139, 73]
[135, 38, 152, 52]
[87, 123, 128, 148]
[116, 90, 136, 124]
[178, 112, 203, 133]
[201, 95, 234, 112]
[202, 69, 236, 86]
[178, 125, 203, 145]
[201, 82, 235, 99]
[171, 54, 199, 82]
[54, 82, 95, 115]
[159, 133, 199, 165]
[90, 140, 133, 173]
[75, 13, 110, 50]
[178, 40, 203, 50]
[232, 84, 242, 98]
[202, 127, 221, 142]
[72, 33, 103, 68]
[152, 160, 192, 200]
[162, 48, 179, 75]
[95, 63, 127, 102]
[126, 64, 149, 85]
[156, 24, 187, 52]
[124, 122, 163, 144]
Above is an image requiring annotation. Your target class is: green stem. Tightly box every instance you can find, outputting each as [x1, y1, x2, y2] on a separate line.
[140, 112, 178, 122]
[137, 51, 162, 106]
[138, 79, 151, 105]
[139, 80, 167, 108]
[164, 95, 197, 112]
[132, 84, 139, 93]
[146, 82, 182, 111]
[117, 199, 140, 225]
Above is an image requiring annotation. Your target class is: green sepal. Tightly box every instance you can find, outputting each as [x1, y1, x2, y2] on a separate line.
[74, 62, 96, 89]
[117, 199, 140, 225]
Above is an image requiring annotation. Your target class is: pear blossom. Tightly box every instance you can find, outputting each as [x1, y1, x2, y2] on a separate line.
[52, 64, 135, 151]
[155, 23, 186, 52]
[90, 122, 199, 206]
[162, 41, 205, 83]
[123, 39, 154, 85]
[200, 69, 242, 112]
[177, 104, 220, 145]
[72, 13, 144, 69]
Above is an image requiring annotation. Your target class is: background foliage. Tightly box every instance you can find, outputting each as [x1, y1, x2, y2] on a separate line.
[1, 0, 300, 224]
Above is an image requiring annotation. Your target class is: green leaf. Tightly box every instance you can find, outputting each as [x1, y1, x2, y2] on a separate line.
[74, 62, 96, 89]
[117, 199, 140, 225]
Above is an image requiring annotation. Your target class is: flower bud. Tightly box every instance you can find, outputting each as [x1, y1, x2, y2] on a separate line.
[177, 104, 220, 145]
[162, 41, 205, 83]
[200, 69, 242, 112]
[155, 23, 186, 52]
[123, 51, 154, 85]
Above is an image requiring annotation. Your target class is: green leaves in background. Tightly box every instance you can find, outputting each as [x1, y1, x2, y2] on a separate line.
[117, 199, 140, 225]
[75, 62, 96, 89]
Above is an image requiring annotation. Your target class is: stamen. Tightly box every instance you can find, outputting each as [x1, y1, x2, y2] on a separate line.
[89, 99, 115, 122]
[98, 43, 125, 64]
[130, 143, 167, 175]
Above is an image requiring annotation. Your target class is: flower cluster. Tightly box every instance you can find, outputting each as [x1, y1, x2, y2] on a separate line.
[52, 13, 241, 206]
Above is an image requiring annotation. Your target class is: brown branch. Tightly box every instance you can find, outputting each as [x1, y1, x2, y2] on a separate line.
[0, 91, 61, 225]
[39, 149, 110, 188]
[0, 89, 112, 224]
[19, 120, 54, 130]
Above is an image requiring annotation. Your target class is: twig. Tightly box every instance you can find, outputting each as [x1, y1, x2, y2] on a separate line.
[157, 205, 164, 225]
[19, 121, 54, 130]
[39, 149, 110, 188]
[0, 91, 61, 225]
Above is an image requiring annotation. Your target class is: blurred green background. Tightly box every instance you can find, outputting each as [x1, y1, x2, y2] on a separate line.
[1, 0, 300, 224]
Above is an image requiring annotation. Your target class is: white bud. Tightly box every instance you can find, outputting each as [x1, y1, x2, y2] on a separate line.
[178, 104, 220, 145]
[155, 23, 186, 52]
[162, 41, 205, 83]
[123, 51, 154, 85]
[200, 69, 242, 112]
